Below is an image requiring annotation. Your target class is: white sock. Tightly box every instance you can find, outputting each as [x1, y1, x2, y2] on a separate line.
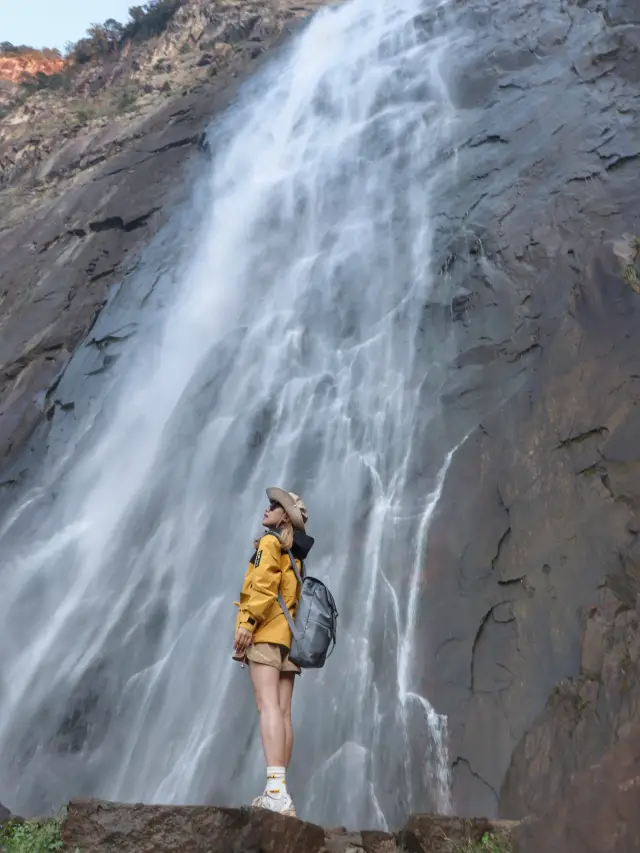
[265, 766, 288, 799]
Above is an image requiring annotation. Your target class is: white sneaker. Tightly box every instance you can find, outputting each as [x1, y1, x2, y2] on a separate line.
[252, 791, 297, 818]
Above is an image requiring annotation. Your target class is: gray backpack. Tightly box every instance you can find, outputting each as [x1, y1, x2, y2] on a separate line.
[278, 550, 338, 669]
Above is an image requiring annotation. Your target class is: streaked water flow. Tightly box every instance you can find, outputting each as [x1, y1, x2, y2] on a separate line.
[0, 0, 467, 829]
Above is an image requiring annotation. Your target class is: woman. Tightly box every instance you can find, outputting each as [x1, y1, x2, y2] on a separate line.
[233, 486, 314, 817]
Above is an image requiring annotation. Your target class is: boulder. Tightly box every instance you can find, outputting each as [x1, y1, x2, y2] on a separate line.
[61, 799, 519, 853]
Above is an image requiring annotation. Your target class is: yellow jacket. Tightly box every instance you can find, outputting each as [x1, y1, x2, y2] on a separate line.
[235, 532, 303, 648]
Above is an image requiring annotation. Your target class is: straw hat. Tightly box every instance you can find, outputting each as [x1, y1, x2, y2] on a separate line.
[266, 487, 308, 532]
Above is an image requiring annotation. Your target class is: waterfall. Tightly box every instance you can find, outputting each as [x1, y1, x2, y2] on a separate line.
[0, 0, 467, 830]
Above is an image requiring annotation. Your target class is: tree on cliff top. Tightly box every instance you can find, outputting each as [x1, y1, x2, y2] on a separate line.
[11, 0, 187, 100]
[69, 0, 186, 64]
[124, 0, 186, 40]
[4, 0, 185, 68]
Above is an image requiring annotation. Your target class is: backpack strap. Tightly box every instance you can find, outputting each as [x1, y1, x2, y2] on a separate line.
[276, 551, 302, 640]
[263, 531, 302, 639]
[263, 531, 304, 584]
[285, 548, 303, 585]
[277, 590, 299, 639]
[278, 549, 302, 640]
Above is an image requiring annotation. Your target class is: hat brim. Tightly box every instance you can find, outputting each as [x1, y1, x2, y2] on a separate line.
[266, 487, 306, 531]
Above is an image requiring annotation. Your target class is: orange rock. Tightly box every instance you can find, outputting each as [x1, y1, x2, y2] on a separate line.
[0, 54, 65, 85]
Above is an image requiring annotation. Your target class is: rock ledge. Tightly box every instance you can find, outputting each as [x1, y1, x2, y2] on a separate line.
[61, 799, 519, 852]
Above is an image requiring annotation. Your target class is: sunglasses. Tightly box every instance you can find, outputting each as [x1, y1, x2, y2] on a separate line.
[267, 501, 282, 512]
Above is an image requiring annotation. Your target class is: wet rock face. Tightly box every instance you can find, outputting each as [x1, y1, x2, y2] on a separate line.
[61, 799, 518, 853]
[413, 0, 640, 817]
[0, 104, 196, 472]
[0, 0, 321, 477]
[513, 725, 640, 853]
[500, 600, 640, 819]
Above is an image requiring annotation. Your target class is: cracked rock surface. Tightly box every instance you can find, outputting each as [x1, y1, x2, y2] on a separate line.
[501, 599, 640, 815]
[0, 0, 321, 472]
[410, 0, 640, 816]
[504, 601, 640, 852]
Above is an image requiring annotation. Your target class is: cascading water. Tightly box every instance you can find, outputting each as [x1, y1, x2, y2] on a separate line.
[0, 0, 468, 830]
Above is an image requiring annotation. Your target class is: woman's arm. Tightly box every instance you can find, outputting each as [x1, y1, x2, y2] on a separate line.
[237, 533, 282, 635]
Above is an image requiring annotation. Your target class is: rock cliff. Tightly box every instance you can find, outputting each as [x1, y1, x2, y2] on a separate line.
[500, 600, 640, 852]
[409, 0, 640, 816]
[0, 0, 320, 474]
[2, 0, 640, 840]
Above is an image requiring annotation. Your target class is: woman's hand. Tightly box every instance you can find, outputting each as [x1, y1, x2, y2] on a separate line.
[234, 627, 253, 655]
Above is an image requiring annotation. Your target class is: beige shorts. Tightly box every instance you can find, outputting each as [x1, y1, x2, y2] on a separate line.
[234, 642, 301, 674]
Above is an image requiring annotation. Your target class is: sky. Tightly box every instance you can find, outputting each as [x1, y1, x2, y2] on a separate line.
[1, 1, 137, 51]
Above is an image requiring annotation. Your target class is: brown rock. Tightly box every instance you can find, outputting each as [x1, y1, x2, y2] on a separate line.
[323, 828, 397, 853]
[514, 725, 640, 853]
[361, 830, 399, 853]
[62, 799, 327, 853]
[0, 53, 65, 88]
[61, 800, 519, 853]
[400, 814, 518, 852]
[500, 601, 640, 819]
[580, 606, 610, 679]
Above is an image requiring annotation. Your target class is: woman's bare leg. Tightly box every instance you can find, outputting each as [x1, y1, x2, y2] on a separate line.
[278, 673, 296, 768]
[249, 662, 286, 766]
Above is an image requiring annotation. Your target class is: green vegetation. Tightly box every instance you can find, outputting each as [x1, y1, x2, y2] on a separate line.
[69, 0, 187, 65]
[622, 263, 640, 293]
[471, 833, 513, 853]
[576, 694, 590, 714]
[116, 86, 138, 112]
[0, 817, 65, 853]
[73, 105, 98, 125]
[444, 831, 513, 853]
[0, 44, 61, 60]
[622, 235, 640, 295]
[18, 72, 70, 95]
